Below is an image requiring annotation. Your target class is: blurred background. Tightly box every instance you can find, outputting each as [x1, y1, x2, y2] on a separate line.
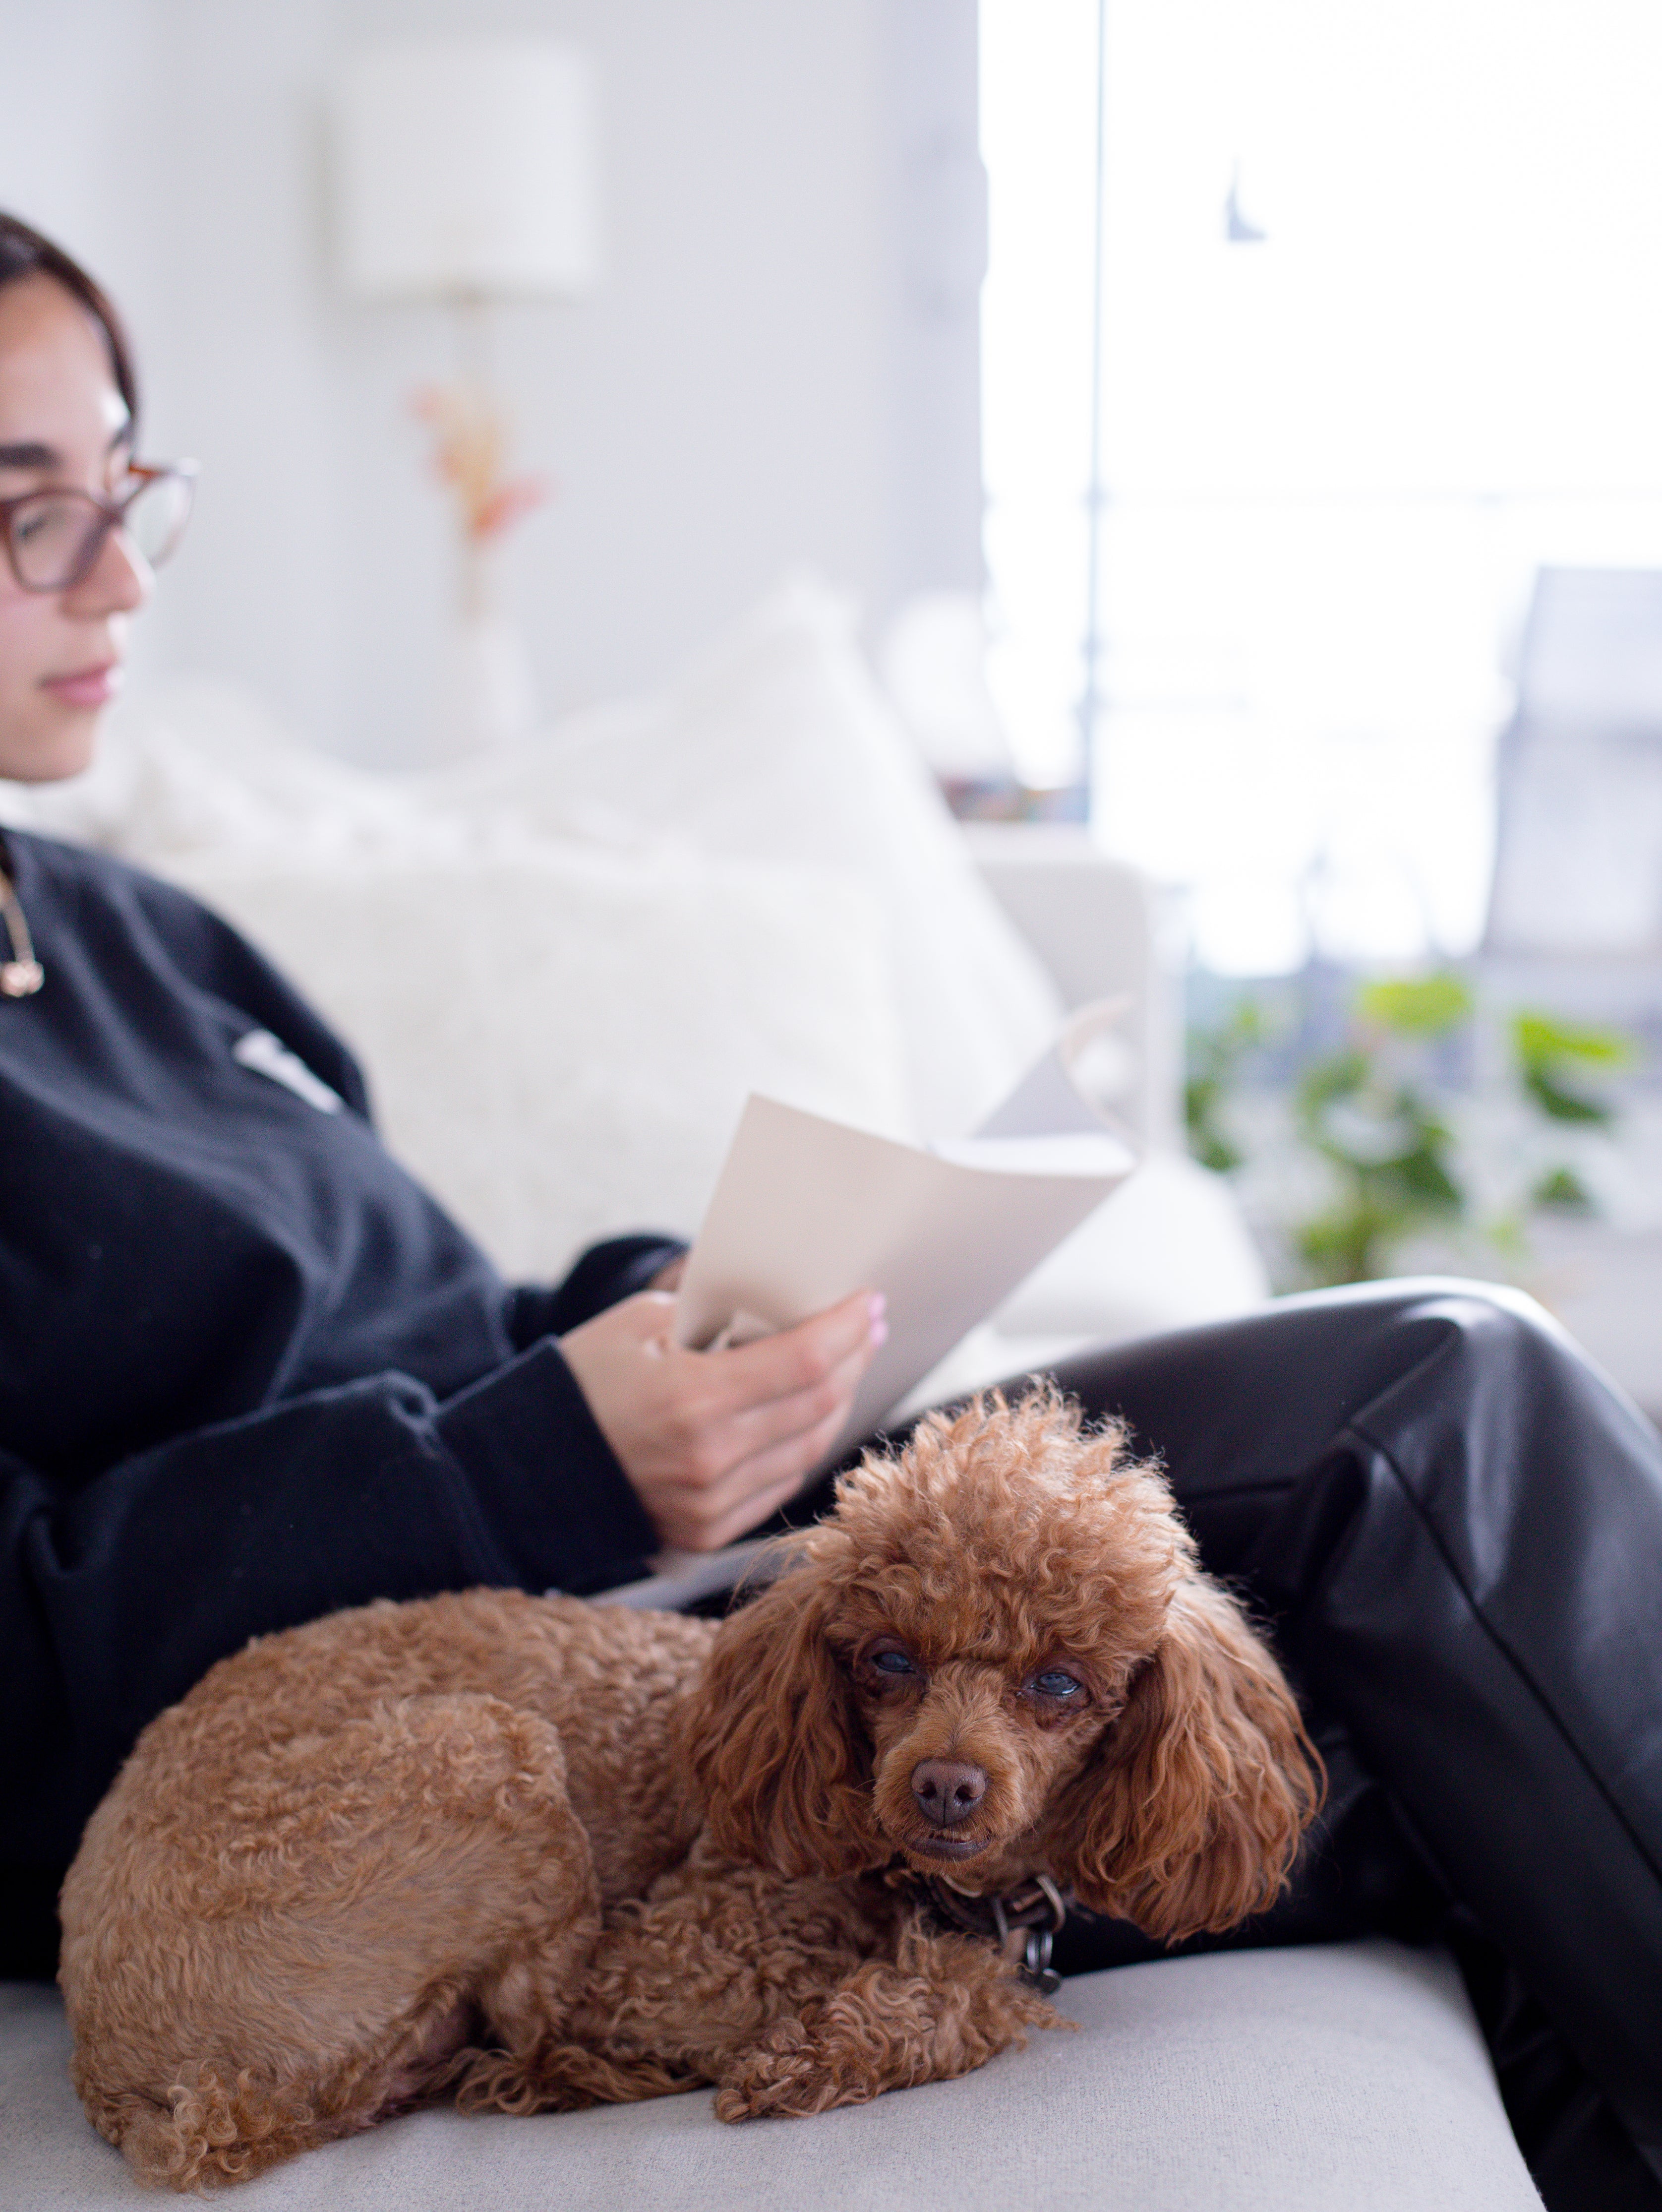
[5, 0, 1660, 1402]
[2, 0, 992, 758]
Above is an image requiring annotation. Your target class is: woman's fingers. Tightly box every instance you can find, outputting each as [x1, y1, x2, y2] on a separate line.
[652, 1341, 874, 1545]
[644, 1290, 884, 1482]
[652, 1469, 808, 1554]
[715, 1290, 886, 1408]
[707, 1333, 875, 1469]
[558, 1284, 888, 1550]
[689, 1295, 886, 1490]
[653, 1386, 859, 1550]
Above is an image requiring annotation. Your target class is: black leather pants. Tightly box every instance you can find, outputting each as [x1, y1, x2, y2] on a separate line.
[1019, 1280, 1662, 2212]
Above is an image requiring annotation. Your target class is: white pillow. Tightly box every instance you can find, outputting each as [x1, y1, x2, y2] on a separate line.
[0, 689, 463, 861]
[427, 579, 1066, 1136]
[163, 847, 912, 1281]
[991, 1150, 1271, 1338]
[7, 583, 1063, 1140]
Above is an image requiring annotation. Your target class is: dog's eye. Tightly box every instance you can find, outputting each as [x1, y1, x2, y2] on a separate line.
[1031, 1669, 1084, 1700]
[870, 1649, 919, 1678]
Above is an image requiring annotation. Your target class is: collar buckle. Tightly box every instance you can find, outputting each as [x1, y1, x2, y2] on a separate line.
[923, 1871, 1068, 1995]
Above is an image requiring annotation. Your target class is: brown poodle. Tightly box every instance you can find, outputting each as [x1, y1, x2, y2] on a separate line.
[59, 1390, 1320, 2190]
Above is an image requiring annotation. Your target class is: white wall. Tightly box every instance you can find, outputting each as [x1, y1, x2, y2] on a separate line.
[0, 0, 983, 761]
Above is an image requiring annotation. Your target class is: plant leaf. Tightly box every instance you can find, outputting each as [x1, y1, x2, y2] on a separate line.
[1358, 973, 1472, 1038]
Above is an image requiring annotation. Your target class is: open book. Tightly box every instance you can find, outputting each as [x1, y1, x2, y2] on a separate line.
[593, 1003, 1137, 1607]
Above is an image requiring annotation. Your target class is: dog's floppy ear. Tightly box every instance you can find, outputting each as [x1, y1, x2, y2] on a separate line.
[680, 1563, 884, 1879]
[1056, 1576, 1321, 1941]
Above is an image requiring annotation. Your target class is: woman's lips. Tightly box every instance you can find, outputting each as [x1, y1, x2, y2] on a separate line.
[42, 662, 121, 709]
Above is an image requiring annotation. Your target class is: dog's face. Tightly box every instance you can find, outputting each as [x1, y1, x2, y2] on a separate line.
[795, 1389, 1200, 1890]
[684, 1390, 1320, 1942]
[841, 1603, 1139, 1885]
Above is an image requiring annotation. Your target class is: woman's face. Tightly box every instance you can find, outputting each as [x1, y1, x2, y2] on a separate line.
[0, 272, 149, 783]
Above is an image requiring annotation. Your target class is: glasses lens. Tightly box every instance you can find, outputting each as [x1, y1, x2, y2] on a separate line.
[124, 472, 193, 568]
[7, 493, 104, 591]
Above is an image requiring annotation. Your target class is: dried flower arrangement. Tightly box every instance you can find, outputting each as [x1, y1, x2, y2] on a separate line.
[410, 381, 548, 612]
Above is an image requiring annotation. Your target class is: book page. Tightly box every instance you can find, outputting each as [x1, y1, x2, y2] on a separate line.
[674, 1003, 1136, 1465]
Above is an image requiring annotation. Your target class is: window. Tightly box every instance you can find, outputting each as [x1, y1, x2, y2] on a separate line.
[981, 0, 1662, 971]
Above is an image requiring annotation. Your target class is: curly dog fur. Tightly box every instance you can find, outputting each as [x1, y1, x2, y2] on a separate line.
[59, 1389, 1320, 2188]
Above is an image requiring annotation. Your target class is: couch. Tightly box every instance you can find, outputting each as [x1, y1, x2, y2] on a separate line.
[0, 583, 1544, 2207]
[2, 1945, 1540, 2211]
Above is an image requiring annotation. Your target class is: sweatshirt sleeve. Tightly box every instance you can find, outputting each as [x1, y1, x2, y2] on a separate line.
[0, 1338, 657, 1975]
[507, 1233, 690, 1345]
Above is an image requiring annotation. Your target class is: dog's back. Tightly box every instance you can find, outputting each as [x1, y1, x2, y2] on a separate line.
[59, 1588, 715, 2189]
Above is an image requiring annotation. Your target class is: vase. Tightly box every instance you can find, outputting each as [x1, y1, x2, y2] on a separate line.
[436, 605, 538, 758]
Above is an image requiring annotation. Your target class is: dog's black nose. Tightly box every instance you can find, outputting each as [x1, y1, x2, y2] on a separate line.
[911, 1759, 988, 1828]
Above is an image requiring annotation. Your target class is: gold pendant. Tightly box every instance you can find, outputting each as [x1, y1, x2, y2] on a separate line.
[0, 959, 43, 997]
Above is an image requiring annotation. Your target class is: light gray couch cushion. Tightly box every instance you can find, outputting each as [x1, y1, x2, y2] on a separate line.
[0, 1941, 1541, 2211]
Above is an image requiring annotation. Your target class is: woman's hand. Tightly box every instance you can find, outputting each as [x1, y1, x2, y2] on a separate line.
[559, 1289, 887, 1552]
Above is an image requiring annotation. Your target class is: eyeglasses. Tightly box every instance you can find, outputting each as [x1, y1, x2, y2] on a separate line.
[0, 462, 197, 593]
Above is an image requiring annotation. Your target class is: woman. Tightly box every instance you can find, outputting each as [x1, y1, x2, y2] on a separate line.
[1, 213, 1658, 2210]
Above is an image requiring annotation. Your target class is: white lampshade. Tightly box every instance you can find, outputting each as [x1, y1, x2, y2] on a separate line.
[333, 39, 600, 300]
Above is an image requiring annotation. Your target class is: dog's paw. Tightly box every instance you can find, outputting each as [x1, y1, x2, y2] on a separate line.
[714, 2022, 857, 2122]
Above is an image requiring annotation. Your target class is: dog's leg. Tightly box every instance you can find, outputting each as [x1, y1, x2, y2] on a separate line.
[459, 1853, 886, 2114]
[713, 1920, 1065, 2120]
[66, 1693, 600, 2189]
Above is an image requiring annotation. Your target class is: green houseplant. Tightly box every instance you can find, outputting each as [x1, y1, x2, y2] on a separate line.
[1187, 975, 1637, 1289]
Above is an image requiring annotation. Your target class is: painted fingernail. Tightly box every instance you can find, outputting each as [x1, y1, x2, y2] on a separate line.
[868, 1292, 888, 1321]
[870, 1316, 890, 1348]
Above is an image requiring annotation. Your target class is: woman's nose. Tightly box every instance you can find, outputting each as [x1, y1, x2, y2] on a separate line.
[65, 522, 151, 618]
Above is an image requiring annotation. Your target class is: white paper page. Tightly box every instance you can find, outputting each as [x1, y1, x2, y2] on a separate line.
[675, 1095, 1133, 1465]
[973, 995, 1135, 1140]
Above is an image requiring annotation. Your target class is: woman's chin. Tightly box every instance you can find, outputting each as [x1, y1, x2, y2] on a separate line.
[0, 705, 104, 784]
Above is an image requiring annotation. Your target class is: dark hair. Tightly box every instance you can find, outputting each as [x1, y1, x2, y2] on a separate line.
[0, 210, 138, 430]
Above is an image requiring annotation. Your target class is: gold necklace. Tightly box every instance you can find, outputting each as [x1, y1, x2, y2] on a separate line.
[0, 854, 43, 997]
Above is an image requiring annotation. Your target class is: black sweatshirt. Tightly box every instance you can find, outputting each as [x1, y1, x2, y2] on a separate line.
[0, 828, 684, 1973]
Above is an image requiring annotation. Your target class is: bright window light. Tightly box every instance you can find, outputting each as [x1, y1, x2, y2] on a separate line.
[981, 0, 1662, 972]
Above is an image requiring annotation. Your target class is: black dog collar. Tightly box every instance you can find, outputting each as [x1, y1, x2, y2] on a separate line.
[921, 1871, 1068, 1995]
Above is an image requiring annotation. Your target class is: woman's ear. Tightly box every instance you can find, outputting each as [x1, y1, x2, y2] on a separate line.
[1056, 1576, 1322, 1941]
[680, 1565, 883, 1879]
